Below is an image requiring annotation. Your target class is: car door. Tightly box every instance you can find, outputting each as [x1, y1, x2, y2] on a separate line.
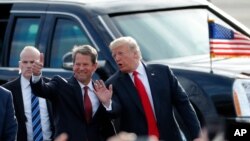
[0, 3, 47, 83]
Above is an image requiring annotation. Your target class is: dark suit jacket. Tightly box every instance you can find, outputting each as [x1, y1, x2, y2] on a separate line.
[30, 75, 115, 141]
[106, 63, 201, 141]
[0, 86, 18, 141]
[2, 76, 54, 141]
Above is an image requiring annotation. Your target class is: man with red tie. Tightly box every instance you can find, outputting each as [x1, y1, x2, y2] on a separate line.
[94, 36, 202, 141]
[31, 45, 115, 141]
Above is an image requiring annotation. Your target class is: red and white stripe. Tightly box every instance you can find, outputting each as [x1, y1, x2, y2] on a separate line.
[210, 32, 250, 57]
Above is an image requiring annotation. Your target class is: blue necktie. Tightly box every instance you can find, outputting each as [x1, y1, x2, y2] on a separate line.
[31, 94, 43, 141]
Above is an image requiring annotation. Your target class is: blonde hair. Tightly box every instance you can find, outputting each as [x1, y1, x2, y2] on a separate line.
[109, 36, 142, 59]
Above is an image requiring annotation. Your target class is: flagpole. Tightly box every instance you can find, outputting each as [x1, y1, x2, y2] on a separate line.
[208, 18, 214, 74]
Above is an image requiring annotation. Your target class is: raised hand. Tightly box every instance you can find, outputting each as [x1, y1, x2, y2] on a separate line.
[32, 53, 44, 76]
[94, 80, 112, 107]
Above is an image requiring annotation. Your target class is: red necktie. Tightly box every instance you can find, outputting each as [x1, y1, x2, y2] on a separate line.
[133, 71, 159, 138]
[83, 86, 92, 123]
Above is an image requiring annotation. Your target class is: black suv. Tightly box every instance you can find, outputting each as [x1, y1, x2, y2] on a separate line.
[1, 0, 250, 140]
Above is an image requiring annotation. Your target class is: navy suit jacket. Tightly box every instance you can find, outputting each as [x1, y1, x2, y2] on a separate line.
[106, 63, 201, 141]
[0, 86, 17, 141]
[30, 75, 115, 141]
[2, 76, 54, 141]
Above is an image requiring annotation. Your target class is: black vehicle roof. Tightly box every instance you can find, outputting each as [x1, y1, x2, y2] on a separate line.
[1, 0, 209, 15]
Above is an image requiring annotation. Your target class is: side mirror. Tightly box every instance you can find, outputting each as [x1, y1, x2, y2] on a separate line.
[62, 52, 73, 70]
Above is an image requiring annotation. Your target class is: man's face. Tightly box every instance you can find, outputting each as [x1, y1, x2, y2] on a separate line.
[19, 52, 39, 79]
[111, 44, 139, 73]
[73, 53, 97, 85]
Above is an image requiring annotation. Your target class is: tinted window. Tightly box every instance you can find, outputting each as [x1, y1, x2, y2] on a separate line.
[50, 19, 92, 68]
[112, 9, 243, 63]
[112, 9, 209, 61]
[0, 20, 8, 63]
[9, 18, 40, 67]
[0, 4, 11, 65]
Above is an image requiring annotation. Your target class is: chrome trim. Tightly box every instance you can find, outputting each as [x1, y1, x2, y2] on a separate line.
[97, 15, 116, 40]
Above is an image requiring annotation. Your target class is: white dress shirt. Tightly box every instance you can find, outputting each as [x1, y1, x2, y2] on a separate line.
[129, 62, 156, 117]
[21, 75, 52, 141]
[78, 81, 100, 116]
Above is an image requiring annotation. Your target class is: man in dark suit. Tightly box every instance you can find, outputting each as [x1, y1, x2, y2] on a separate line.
[2, 46, 54, 141]
[31, 45, 115, 141]
[94, 36, 202, 141]
[0, 86, 18, 141]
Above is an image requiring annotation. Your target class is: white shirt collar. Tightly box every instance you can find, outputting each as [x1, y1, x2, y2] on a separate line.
[21, 75, 31, 89]
[129, 61, 146, 76]
[77, 80, 94, 92]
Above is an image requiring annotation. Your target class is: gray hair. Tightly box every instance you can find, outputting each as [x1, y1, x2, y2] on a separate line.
[72, 45, 98, 64]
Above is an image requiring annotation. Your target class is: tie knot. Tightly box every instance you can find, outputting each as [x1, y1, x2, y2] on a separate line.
[84, 86, 88, 91]
[133, 71, 138, 76]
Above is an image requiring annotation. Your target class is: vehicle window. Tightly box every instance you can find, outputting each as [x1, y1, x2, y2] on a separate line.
[0, 20, 8, 63]
[9, 18, 40, 67]
[112, 9, 210, 61]
[0, 4, 11, 65]
[50, 19, 92, 68]
[112, 9, 243, 63]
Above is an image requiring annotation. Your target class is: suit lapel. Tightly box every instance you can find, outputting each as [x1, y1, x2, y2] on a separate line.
[119, 72, 144, 113]
[144, 64, 161, 121]
[92, 105, 102, 121]
[68, 77, 85, 119]
[14, 77, 27, 122]
[45, 100, 54, 135]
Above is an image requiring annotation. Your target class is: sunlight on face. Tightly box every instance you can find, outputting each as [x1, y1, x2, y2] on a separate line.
[19, 50, 40, 79]
[111, 44, 139, 73]
[73, 53, 97, 85]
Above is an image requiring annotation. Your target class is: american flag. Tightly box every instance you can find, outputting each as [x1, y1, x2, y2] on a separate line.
[209, 21, 250, 58]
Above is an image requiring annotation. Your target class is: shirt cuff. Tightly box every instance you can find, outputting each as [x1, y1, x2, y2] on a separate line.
[103, 100, 112, 111]
[32, 73, 42, 83]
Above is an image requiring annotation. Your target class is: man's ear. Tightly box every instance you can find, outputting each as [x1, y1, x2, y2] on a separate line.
[94, 62, 98, 70]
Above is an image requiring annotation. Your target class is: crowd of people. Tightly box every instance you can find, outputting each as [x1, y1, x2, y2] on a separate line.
[0, 36, 203, 141]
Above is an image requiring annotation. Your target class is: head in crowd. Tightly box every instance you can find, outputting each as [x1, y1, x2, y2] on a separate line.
[19, 46, 40, 79]
[109, 36, 142, 73]
[72, 45, 98, 85]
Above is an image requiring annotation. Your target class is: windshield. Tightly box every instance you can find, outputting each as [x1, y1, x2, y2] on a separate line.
[112, 9, 210, 61]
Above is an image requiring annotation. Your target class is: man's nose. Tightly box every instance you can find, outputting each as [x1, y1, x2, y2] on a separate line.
[27, 62, 33, 66]
[79, 65, 85, 70]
